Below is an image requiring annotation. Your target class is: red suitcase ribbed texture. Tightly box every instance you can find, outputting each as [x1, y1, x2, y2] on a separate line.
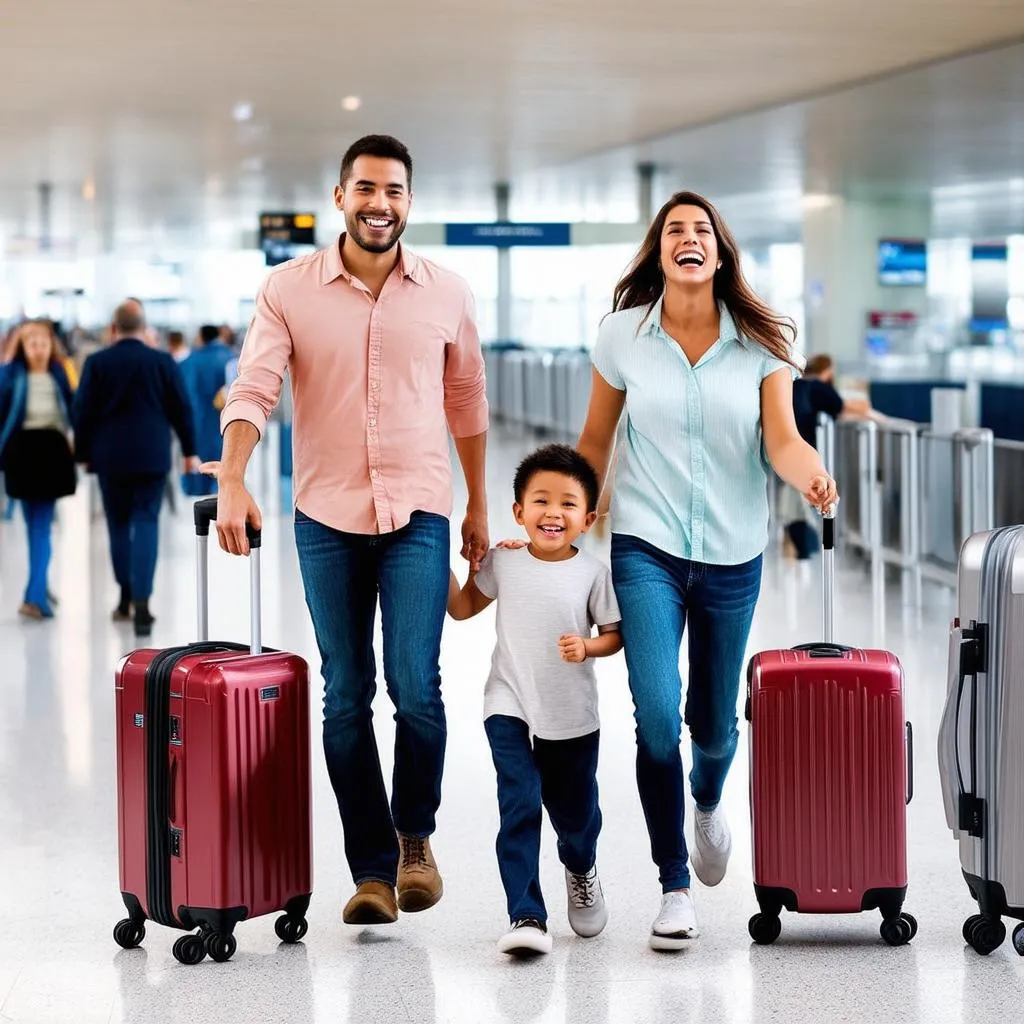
[748, 648, 909, 914]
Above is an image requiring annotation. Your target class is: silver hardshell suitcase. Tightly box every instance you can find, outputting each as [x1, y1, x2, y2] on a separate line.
[938, 525, 1024, 957]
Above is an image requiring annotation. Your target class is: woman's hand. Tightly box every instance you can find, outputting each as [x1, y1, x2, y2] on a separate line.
[803, 474, 838, 514]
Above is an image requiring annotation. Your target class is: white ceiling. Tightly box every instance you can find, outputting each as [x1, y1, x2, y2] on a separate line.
[2, 0, 1024, 250]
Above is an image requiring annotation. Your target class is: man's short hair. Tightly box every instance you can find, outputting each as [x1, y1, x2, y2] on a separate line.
[113, 301, 146, 336]
[200, 325, 220, 345]
[513, 444, 600, 513]
[340, 134, 413, 189]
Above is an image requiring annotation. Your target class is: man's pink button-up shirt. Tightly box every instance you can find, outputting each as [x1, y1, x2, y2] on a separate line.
[221, 237, 489, 535]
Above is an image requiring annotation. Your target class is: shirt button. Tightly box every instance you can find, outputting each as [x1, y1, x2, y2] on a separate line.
[369, 417, 376, 427]
[371, 469, 380, 479]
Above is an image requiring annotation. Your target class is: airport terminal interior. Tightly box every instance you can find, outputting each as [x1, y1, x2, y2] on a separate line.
[3, 2, 1024, 1022]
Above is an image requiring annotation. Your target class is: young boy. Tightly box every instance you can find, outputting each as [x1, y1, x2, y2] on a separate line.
[448, 444, 622, 956]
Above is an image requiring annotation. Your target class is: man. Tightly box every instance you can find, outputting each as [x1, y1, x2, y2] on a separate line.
[212, 134, 489, 926]
[782, 353, 874, 558]
[73, 301, 199, 635]
[179, 325, 235, 495]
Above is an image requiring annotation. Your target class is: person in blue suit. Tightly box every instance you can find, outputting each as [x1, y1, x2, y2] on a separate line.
[72, 301, 199, 637]
[0, 320, 78, 619]
[179, 325, 235, 496]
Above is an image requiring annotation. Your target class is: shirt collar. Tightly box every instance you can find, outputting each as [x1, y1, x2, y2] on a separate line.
[642, 297, 740, 345]
[320, 234, 424, 287]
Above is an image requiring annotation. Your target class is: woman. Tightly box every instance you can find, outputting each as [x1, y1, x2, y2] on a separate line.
[577, 191, 837, 949]
[0, 320, 78, 618]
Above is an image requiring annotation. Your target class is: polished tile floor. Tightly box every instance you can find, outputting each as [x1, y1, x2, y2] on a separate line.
[1, 426, 1022, 1024]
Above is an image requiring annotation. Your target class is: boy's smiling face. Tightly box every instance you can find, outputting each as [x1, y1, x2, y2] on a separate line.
[514, 470, 597, 560]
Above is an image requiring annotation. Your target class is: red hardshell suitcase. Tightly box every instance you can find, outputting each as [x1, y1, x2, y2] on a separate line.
[112, 498, 312, 965]
[745, 510, 916, 946]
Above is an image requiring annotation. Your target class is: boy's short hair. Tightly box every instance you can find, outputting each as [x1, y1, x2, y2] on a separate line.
[513, 444, 600, 512]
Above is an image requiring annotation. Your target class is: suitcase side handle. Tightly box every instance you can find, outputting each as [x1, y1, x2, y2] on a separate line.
[193, 498, 262, 654]
[905, 721, 914, 805]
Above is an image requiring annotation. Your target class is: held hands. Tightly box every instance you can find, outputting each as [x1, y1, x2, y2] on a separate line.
[461, 507, 490, 572]
[559, 635, 588, 663]
[803, 473, 838, 515]
[182, 455, 200, 474]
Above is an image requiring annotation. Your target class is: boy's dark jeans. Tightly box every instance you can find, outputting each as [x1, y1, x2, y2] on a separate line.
[485, 714, 601, 923]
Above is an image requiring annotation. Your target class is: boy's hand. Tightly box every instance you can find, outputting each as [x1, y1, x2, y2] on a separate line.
[559, 635, 587, 663]
[496, 539, 528, 550]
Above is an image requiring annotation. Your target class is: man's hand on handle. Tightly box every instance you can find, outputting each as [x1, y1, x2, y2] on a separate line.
[199, 460, 263, 556]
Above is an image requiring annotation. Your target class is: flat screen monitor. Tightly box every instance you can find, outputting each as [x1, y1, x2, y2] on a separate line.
[878, 239, 926, 286]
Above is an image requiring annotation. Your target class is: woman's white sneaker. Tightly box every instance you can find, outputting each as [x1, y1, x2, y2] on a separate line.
[691, 805, 732, 887]
[649, 890, 700, 950]
[565, 865, 608, 937]
[497, 918, 553, 956]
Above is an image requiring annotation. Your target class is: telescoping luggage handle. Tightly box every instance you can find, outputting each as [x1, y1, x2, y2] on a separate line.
[193, 498, 262, 654]
[822, 505, 836, 644]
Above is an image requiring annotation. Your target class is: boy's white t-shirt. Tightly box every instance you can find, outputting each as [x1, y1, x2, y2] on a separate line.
[473, 546, 621, 741]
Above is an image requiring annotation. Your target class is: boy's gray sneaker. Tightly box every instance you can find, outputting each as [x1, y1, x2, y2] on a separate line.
[565, 865, 608, 938]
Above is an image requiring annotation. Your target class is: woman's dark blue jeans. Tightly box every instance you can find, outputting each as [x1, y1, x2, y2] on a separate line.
[610, 533, 762, 892]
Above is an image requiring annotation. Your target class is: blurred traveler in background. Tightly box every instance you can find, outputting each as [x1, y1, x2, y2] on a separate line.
[72, 301, 198, 637]
[167, 330, 190, 364]
[0, 320, 77, 619]
[780, 353, 874, 559]
[179, 325, 233, 495]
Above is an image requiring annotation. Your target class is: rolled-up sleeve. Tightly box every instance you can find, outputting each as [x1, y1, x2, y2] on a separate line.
[443, 285, 489, 438]
[220, 273, 292, 439]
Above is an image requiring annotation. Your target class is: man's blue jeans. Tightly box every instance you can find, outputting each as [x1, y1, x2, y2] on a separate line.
[610, 533, 762, 892]
[294, 508, 450, 887]
[98, 474, 165, 601]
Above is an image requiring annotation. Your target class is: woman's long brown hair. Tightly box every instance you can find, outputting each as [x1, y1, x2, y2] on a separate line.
[612, 190, 799, 367]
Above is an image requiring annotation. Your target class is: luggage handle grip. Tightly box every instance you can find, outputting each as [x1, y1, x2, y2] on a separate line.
[194, 497, 261, 547]
[193, 498, 262, 654]
[792, 642, 853, 658]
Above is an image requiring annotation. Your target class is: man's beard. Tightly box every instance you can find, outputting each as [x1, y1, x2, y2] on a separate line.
[346, 213, 407, 254]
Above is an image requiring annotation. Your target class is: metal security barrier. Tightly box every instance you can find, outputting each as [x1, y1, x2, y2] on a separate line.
[919, 427, 994, 587]
[489, 346, 592, 438]
[994, 440, 1024, 528]
[834, 419, 881, 563]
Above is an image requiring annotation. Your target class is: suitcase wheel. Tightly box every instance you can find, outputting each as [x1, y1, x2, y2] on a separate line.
[880, 913, 916, 947]
[275, 914, 309, 944]
[172, 932, 207, 966]
[748, 912, 782, 946]
[203, 932, 237, 963]
[113, 919, 145, 950]
[1013, 923, 1024, 958]
[964, 914, 1005, 956]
